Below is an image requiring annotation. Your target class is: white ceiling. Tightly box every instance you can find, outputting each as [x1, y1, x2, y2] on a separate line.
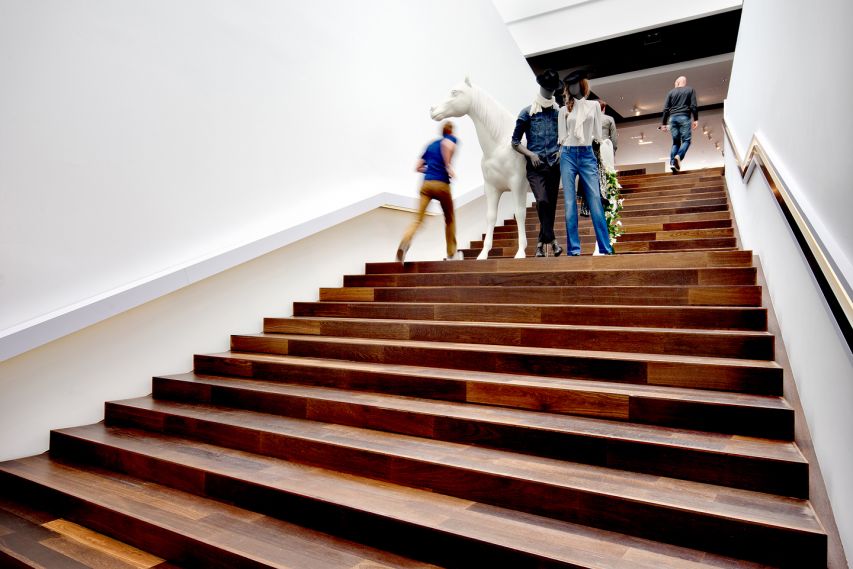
[588, 53, 733, 118]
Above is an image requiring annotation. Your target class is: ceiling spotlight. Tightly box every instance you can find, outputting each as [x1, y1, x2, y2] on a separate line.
[701, 125, 709, 135]
[637, 132, 653, 145]
[632, 106, 641, 116]
[714, 142, 721, 150]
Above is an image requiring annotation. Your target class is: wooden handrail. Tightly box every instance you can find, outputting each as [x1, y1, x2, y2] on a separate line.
[722, 117, 853, 351]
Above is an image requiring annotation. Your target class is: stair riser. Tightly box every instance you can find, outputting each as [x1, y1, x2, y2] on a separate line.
[154, 376, 804, 496]
[464, 239, 739, 256]
[95, 410, 822, 567]
[367, 250, 752, 274]
[553, 192, 727, 209]
[525, 204, 728, 221]
[0, 469, 266, 569]
[294, 303, 768, 331]
[472, 229, 735, 247]
[491, 219, 732, 237]
[230, 335, 783, 395]
[343, 268, 757, 288]
[503, 211, 731, 226]
[192, 355, 793, 439]
[263, 319, 774, 360]
[539, 198, 729, 217]
[321, 286, 764, 307]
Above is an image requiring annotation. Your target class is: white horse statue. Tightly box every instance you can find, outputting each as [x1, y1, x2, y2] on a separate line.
[429, 77, 528, 259]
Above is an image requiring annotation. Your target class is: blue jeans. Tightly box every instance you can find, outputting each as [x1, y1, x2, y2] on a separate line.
[560, 146, 612, 255]
[669, 114, 692, 164]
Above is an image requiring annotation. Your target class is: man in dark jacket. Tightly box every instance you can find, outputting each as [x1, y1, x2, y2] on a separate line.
[660, 76, 698, 173]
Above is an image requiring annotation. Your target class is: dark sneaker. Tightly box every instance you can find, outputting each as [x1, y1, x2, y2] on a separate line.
[535, 242, 545, 257]
[551, 240, 563, 257]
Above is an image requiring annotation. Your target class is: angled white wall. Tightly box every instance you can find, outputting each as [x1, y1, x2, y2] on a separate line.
[0, 0, 533, 345]
[492, 0, 742, 56]
[724, 1, 853, 566]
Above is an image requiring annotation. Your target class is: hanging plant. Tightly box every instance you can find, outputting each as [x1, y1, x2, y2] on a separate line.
[599, 167, 624, 245]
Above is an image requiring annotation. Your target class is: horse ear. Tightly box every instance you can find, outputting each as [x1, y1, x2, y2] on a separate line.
[464, 75, 472, 87]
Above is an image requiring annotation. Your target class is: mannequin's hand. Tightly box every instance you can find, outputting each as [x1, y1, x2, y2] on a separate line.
[529, 154, 542, 167]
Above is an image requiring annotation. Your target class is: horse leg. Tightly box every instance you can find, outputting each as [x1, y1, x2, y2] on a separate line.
[512, 184, 528, 258]
[478, 184, 500, 260]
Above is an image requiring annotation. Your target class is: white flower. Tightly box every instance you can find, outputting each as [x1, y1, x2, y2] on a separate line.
[616, 220, 622, 226]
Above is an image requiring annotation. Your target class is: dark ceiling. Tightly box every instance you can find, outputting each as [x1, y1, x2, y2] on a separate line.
[527, 9, 741, 82]
[527, 9, 741, 122]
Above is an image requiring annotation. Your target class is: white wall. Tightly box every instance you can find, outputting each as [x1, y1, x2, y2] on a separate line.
[0, 1, 533, 342]
[724, 1, 853, 565]
[491, 0, 742, 56]
[0, 192, 523, 462]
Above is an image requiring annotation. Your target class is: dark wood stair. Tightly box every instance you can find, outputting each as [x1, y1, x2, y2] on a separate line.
[0, 167, 829, 568]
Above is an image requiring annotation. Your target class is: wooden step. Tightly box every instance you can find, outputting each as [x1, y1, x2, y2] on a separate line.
[0, 454, 437, 569]
[464, 238, 738, 258]
[95, 400, 825, 566]
[262, 316, 775, 360]
[153, 372, 805, 495]
[504, 210, 732, 227]
[367, 250, 753, 274]
[479, 228, 735, 248]
[193, 351, 792, 438]
[320, 284, 763, 307]
[229, 334, 783, 395]
[17, 428, 778, 569]
[554, 189, 726, 208]
[344, 267, 757, 288]
[526, 203, 728, 221]
[294, 301, 768, 330]
[492, 218, 733, 237]
[0, 497, 170, 569]
[543, 196, 728, 217]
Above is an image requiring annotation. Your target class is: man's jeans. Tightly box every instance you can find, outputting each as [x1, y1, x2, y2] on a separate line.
[560, 146, 612, 255]
[669, 114, 692, 164]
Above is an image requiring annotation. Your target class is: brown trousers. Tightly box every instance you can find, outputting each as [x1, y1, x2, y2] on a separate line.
[398, 180, 457, 258]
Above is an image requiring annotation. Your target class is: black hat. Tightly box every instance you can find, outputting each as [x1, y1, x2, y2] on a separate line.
[562, 69, 588, 86]
[535, 69, 561, 92]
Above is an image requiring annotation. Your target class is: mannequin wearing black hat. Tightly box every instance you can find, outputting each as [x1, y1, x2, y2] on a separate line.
[558, 71, 613, 255]
[510, 69, 563, 257]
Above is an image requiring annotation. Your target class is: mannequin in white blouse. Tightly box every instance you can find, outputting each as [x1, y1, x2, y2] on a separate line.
[557, 72, 613, 255]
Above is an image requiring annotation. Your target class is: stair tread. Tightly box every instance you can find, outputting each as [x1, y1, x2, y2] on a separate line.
[22, 429, 773, 569]
[159, 371, 802, 463]
[203, 351, 788, 410]
[0, 454, 437, 569]
[240, 333, 782, 369]
[270, 316, 773, 338]
[103, 398, 822, 534]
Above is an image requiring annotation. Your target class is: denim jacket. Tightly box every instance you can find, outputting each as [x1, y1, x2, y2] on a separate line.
[511, 105, 560, 167]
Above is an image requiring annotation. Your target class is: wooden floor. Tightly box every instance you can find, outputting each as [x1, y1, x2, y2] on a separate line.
[0, 167, 829, 568]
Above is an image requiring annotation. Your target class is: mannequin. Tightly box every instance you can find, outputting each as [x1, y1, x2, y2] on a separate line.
[557, 71, 613, 256]
[510, 69, 563, 257]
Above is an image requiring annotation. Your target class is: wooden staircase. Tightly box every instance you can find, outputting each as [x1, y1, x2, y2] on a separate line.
[0, 167, 829, 568]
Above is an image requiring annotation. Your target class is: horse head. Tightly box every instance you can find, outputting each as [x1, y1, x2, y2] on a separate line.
[430, 76, 475, 121]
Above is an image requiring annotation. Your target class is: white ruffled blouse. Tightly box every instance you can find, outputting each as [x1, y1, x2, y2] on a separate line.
[558, 98, 603, 147]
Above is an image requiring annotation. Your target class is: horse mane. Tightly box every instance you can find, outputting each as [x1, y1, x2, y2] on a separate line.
[469, 84, 514, 145]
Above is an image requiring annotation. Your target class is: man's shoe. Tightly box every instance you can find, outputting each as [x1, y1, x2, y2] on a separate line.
[395, 244, 408, 262]
[551, 240, 563, 257]
[670, 161, 677, 173]
[580, 204, 590, 217]
[535, 242, 545, 257]
[674, 155, 682, 171]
